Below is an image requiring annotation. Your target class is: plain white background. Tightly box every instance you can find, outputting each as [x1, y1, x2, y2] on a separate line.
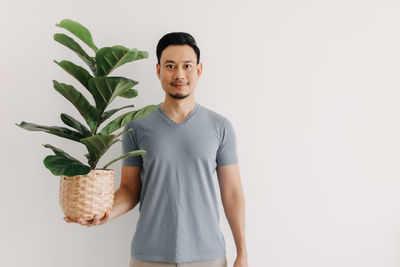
[1, 0, 400, 266]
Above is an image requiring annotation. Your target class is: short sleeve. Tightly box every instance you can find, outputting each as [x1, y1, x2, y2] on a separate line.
[216, 118, 239, 166]
[121, 122, 143, 166]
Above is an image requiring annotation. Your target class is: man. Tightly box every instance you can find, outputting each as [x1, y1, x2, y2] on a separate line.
[64, 32, 248, 267]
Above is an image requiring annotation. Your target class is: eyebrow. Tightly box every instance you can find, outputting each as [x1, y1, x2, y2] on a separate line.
[164, 60, 194, 64]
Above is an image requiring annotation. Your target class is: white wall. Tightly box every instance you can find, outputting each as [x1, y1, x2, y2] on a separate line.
[2, 0, 400, 266]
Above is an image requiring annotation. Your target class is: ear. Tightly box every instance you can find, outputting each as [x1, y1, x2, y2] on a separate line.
[156, 63, 161, 79]
[197, 62, 203, 77]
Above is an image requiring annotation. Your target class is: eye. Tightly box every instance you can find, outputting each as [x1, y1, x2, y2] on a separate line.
[185, 64, 192, 69]
[166, 64, 174, 69]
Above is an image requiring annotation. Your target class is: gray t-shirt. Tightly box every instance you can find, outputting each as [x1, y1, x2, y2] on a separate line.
[121, 102, 239, 263]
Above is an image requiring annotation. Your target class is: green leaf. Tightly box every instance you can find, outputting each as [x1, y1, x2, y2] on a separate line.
[60, 113, 92, 138]
[80, 130, 130, 168]
[15, 121, 85, 142]
[99, 104, 158, 135]
[119, 89, 138, 99]
[102, 150, 146, 169]
[53, 80, 99, 132]
[99, 104, 135, 124]
[42, 144, 91, 177]
[56, 19, 98, 52]
[54, 60, 93, 88]
[54, 33, 97, 74]
[96, 46, 148, 76]
[87, 77, 138, 112]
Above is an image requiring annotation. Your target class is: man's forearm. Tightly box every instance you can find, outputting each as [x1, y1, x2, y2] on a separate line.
[109, 186, 140, 220]
[222, 192, 247, 257]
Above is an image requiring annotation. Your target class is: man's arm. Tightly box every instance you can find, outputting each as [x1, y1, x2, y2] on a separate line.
[217, 163, 248, 258]
[109, 165, 142, 220]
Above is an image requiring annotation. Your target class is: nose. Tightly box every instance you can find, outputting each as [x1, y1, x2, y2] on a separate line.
[173, 66, 185, 80]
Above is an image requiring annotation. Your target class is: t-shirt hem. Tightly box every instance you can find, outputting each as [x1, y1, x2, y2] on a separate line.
[217, 160, 239, 167]
[131, 250, 226, 263]
[122, 162, 142, 167]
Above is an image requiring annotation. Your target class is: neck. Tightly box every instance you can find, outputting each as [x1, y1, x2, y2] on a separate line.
[160, 97, 197, 117]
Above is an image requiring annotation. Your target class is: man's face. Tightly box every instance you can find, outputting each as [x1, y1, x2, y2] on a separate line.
[156, 45, 202, 100]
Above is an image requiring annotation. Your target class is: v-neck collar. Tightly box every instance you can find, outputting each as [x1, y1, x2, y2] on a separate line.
[157, 103, 200, 128]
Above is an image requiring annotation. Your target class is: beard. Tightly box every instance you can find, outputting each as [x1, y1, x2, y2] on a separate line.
[168, 92, 189, 99]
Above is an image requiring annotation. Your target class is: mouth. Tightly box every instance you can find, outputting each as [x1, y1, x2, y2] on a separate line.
[172, 83, 188, 88]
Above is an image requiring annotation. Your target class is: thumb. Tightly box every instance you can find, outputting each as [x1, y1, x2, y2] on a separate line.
[104, 209, 111, 219]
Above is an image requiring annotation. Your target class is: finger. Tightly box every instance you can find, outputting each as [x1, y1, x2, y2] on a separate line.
[77, 218, 87, 225]
[64, 217, 76, 223]
[101, 212, 108, 220]
[93, 215, 100, 225]
[100, 212, 109, 223]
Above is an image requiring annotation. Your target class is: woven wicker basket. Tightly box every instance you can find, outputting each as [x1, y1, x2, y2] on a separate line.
[59, 169, 115, 221]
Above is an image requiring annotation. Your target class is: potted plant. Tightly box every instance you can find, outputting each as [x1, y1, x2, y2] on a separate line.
[15, 19, 157, 221]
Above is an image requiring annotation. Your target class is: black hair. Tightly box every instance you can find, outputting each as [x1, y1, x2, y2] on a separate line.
[156, 32, 200, 64]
